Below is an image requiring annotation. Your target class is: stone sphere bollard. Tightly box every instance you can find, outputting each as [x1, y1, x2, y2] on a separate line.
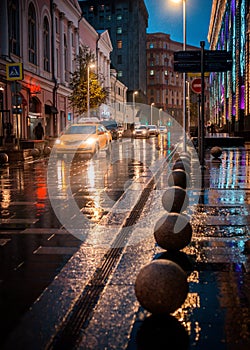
[168, 169, 189, 189]
[162, 186, 189, 213]
[154, 212, 192, 251]
[172, 160, 191, 174]
[0, 153, 8, 164]
[210, 146, 222, 159]
[30, 148, 40, 158]
[43, 146, 51, 156]
[135, 259, 189, 314]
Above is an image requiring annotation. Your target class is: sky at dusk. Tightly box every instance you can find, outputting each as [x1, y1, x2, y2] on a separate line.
[144, 0, 213, 49]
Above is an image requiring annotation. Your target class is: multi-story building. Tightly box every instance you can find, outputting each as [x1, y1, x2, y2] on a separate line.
[78, 0, 148, 103]
[208, 0, 246, 136]
[0, 0, 127, 145]
[146, 33, 210, 128]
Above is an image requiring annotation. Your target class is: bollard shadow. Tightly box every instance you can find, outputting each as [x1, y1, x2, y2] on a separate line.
[136, 313, 189, 350]
[155, 250, 194, 275]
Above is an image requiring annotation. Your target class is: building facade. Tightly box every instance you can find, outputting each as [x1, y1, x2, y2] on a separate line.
[146, 33, 210, 128]
[79, 0, 148, 103]
[208, 0, 247, 135]
[0, 0, 127, 145]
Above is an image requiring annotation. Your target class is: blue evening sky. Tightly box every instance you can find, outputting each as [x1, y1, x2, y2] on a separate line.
[144, 0, 213, 49]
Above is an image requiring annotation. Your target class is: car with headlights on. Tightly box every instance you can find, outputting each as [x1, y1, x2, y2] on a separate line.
[147, 124, 159, 136]
[54, 123, 112, 157]
[133, 125, 150, 138]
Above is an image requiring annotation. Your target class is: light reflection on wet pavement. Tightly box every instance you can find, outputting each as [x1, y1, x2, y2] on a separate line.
[1, 141, 250, 349]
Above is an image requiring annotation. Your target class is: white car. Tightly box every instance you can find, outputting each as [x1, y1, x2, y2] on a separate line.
[133, 125, 150, 138]
[159, 126, 168, 133]
[147, 125, 159, 136]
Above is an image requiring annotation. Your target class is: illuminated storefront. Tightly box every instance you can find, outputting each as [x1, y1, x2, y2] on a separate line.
[208, 0, 246, 135]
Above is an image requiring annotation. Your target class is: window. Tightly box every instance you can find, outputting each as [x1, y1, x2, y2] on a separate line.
[165, 70, 168, 76]
[117, 27, 122, 34]
[64, 34, 67, 80]
[89, 6, 94, 12]
[43, 16, 50, 72]
[117, 40, 122, 49]
[150, 61, 154, 66]
[118, 71, 123, 77]
[117, 55, 122, 64]
[28, 3, 37, 64]
[150, 70, 154, 76]
[149, 43, 154, 48]
[8, 0, 20, 56]
[117, 14, 122, 20]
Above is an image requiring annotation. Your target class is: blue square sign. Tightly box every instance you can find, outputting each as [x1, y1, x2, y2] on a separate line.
[6, 63, 23, 81]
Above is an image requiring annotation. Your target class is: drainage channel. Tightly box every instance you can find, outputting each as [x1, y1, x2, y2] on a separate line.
[47, 180, 155, 350]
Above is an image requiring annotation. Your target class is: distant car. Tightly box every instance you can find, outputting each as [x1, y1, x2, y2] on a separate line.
[100, 119, 121, 140]
[159, 126, 168, 133]
[147, 125, 159, 136]
[54, 123, 112, 157]
[133, 125, 149, 138]
[117, 125, 124, 138]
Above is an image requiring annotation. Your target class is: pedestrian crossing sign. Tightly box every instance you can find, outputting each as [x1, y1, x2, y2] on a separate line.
[6, 63, 23, 81]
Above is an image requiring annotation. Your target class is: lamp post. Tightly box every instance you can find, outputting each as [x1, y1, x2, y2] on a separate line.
[159, 108, 163, 126]
[133, 91, 138, 123]
[151, 102, 155, 125]
[87, 63, 95, 118]
[172, 0, 186, 151]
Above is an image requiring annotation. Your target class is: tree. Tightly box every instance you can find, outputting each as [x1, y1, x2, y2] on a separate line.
[69, 45, 109, 115]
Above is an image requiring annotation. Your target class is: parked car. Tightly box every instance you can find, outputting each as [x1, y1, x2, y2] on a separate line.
[133, 125, 150, 138]
[54, 122, 111, 157]
[100, 119, 121, 140]
[147, 124, 159, 136]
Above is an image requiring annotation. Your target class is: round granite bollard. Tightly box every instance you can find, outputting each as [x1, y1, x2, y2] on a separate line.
[0, 153, 8, 164]
[30, 148, 40, 158]
[43, 146, 51, 156]
[172, 160, 191, 174]
[162, 186, 189, 213]
[134, 259, 189, 314]
[210, 146, 222, 159]
[168, 169, 188, 189]
[154, 213, 192, 251]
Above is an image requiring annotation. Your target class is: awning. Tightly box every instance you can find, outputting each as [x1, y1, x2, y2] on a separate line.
[45, 104, 58, 114]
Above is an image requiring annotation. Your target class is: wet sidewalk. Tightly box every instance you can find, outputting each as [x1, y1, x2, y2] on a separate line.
[2, 144, 250, 349]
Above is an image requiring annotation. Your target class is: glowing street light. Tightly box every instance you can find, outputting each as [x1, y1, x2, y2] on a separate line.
[87, 63, 95, 118]
[171, 0, 186, 151]
[150, 102, 155, 124]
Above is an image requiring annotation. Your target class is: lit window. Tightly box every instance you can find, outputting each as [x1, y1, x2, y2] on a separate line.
[117, 27, 122, 34]
[117, 40, 122, 49]
[165, 70, 168, 76]
[89, 6, 94, 12]
[117, 14, 122, 20]
[118, 71, 123, 77]
[150, 70, 154, 76]
[149, 43, 154, 48]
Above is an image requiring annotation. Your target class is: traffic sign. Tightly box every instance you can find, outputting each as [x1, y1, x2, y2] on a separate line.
[191, 78, 204, 94]
[174, 61, 201, 73]
[174, 50, 201, 61]
[6, 63, 23, 81]
[174, 49, 233, 73]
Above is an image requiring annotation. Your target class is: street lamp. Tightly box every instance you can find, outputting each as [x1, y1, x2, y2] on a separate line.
[150, 103, 155, 125]
[172, 0, 186, 151]
[87, 63, 95, 118]
[133, 91, 138, 123]
[159, 108, 163, 126]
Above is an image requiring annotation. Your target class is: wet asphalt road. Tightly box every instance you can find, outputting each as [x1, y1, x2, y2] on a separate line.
[0, 137, 250, 349]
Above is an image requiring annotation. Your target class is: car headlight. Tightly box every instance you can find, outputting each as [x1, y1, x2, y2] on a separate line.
[55, 139, 62, 145]
[86, 137, 96, 145]
[142, 130, 146, 134]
